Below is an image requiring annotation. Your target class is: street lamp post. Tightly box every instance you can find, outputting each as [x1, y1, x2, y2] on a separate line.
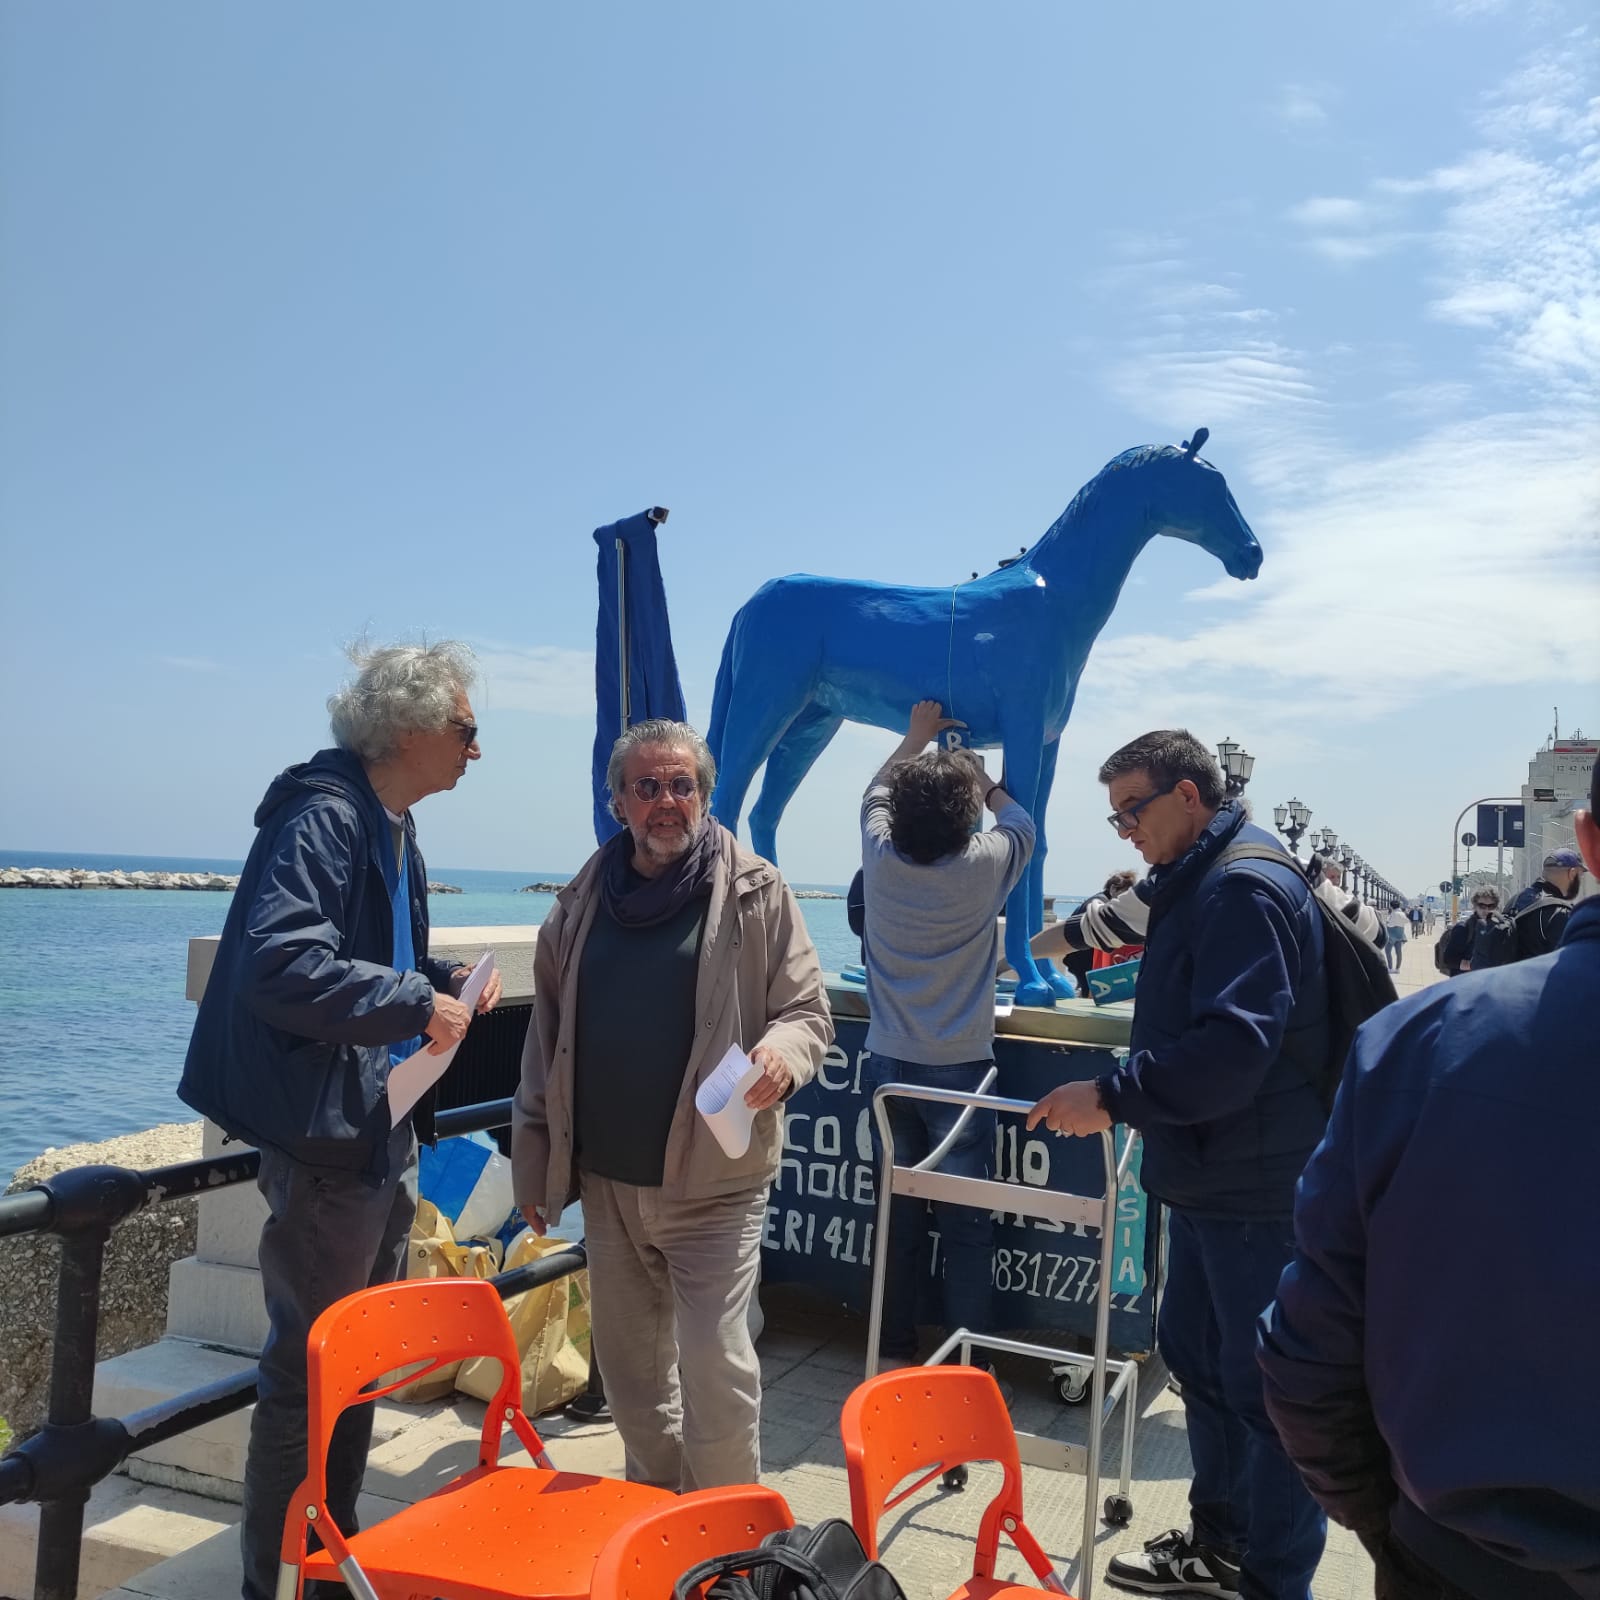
[1273, 797, 1312, 858]
[1216, 738, 1255, 799]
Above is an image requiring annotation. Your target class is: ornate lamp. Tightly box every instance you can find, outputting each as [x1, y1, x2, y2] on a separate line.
[1275, 797, 1312, 857]
[1216, 738, 1255, 798]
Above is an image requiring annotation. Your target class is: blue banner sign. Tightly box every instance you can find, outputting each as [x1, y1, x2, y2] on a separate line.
[761, 1017, 1161, 1357]
[1475, 804, 1525, 849]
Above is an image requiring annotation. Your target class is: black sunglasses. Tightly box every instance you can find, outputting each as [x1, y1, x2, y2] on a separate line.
[449, 720, 479, 748]
[631, 775, 699, 802]
[1108, 782, 1179, 834]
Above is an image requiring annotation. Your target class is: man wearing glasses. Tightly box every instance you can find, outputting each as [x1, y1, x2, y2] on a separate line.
[1028, 730, 1330, 1600]
[180, 641, 503, 1600]
[1437, 888, 1512, 977]
[512, 718, 831, 1492]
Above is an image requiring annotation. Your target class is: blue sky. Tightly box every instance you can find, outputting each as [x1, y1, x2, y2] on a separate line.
[2, 2, 1595, 892]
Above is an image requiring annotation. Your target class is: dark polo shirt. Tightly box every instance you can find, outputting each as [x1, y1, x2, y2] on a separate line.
[572, 892, 708, 1187]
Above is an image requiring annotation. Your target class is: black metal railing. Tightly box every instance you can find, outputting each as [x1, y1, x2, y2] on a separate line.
[0, 1096, 584, 1600]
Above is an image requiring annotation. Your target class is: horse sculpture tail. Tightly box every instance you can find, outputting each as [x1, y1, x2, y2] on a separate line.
[706, 602, 744, 764]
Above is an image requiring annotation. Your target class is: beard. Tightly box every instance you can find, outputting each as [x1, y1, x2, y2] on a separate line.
[637, 818, 694, 864]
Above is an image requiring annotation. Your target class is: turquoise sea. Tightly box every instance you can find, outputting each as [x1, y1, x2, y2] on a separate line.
[0, 850, 861, 1188]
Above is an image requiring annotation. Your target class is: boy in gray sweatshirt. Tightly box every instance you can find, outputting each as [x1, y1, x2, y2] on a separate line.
[860, 699, 1035, 1360]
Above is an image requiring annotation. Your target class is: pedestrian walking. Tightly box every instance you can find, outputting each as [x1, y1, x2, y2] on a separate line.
[1383, 903, 1409, 974]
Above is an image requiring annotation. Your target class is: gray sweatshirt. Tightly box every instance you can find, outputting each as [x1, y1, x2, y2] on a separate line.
[860, 781, 1035, 1066]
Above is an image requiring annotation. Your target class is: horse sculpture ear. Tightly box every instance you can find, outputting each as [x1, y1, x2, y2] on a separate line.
[1181, 427, 1210, 457]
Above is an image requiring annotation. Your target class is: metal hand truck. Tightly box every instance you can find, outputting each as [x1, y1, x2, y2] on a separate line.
[864, 1070, 1142, 1600]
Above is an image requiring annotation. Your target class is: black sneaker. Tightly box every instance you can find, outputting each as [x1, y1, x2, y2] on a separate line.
[1106, 1526, 1240, 1595]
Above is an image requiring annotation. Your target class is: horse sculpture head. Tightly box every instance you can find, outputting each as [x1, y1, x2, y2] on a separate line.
[1129, 427, 1263, 581]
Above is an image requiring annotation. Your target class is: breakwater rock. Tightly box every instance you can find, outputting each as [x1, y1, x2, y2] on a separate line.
[427, 882, 463, 894]
[1, 1121, 203, 1438]
[0, 866, 239, 891]
[519, 881, 569, 894]
[793, 889, 843, 900]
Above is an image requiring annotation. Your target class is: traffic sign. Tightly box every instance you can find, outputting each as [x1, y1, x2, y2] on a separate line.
[1475, 804, 1525, 848]
[1461, 831, 1477, 848]
[1439, 880, 1451, 893]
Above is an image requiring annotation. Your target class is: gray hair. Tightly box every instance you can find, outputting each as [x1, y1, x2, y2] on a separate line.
[327, 640, 477, 762]
[606, 719, 717, 809]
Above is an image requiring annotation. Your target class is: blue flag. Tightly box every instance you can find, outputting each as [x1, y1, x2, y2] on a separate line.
[591, 511, 686, 844]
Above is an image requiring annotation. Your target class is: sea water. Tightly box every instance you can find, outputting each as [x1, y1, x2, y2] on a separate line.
[0, 851, 862, 1186]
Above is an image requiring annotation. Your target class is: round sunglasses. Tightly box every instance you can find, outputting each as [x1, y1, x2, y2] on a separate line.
[630, 775, 699, 803]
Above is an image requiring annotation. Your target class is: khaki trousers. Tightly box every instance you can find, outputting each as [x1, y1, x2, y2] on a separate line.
[579, 1172, 766, 1491]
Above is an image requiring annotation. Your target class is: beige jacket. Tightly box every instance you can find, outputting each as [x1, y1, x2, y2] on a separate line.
[511, 824, 833, 1221]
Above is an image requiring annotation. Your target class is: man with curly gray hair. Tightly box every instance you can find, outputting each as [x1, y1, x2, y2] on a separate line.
[180, 639, 503, 1600]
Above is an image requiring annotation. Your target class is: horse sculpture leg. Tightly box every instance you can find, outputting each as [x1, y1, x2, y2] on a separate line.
[747, 704, 845, 865]
[709, 680, 810, 848]
[1029, 736, 1078, 1001]
[996, 728, 1056, 1008]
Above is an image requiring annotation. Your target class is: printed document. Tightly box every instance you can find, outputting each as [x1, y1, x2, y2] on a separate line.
[386, 950, 496, 1124]
[695, 1043, 765, 1159]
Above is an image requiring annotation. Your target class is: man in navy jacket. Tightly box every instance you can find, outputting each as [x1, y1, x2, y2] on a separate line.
[1030, 729, 1329, 1599]
[180, 641, 501, 1600]
[1258, 758, 1600, 1600]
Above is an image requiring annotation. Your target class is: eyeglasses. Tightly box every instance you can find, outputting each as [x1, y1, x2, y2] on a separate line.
[1107, 782, 1179, 834]
[449, 720, 479, 748]
[631, 774, 699, 803]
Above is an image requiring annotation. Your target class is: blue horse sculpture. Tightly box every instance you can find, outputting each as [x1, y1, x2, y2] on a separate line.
[707, 432, 1263, 1006]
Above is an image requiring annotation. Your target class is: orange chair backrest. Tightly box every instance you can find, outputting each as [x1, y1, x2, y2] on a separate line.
[303, 1279, 523, 1490]
[591, 1485, 794, 1600]
[841, 1367, 1024, 1563]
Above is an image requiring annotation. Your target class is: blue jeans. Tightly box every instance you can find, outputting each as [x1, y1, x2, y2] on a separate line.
[240, 1126, 417, 1600]
[1160, 1209, 1326, 1600]
[862, 1055, 995, 1359]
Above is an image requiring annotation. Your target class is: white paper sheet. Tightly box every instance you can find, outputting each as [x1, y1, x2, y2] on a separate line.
[694, 1043, 765, 1159]
[386, 950, 495, 1124]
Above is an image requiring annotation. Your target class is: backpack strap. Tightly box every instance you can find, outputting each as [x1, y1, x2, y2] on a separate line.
[675, 1545, 838, 1600]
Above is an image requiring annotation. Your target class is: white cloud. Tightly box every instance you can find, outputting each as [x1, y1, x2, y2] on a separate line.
[470, 643, 594, 715]
[1287, 196, 1372, 229]
[1274, 84, 1335, 127]
[1086, 39, 1600, 746]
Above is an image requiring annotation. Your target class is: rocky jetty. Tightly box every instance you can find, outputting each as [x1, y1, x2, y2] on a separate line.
[427, 881, 463, 894]
[793, 889, 844, 900]
[0, 866, 238, 891]
[519, 881, 569, 894]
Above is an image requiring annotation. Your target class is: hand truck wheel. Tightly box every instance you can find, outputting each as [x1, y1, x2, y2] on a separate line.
[1052, 1365, 1090, 1405]
[1103, 1493, 1133, 1526]
[941, 1465, 968, 1491]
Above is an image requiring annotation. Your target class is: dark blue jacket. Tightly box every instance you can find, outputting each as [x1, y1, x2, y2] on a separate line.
[1098, 806, 1329, 1217]
[179, 748, 457, 1182]
[1258, 898, 1600, 1600]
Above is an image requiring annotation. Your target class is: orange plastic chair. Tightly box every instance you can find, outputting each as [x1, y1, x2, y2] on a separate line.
[591, 1485, 795, 1600]
[276, 1277, 669, 1600]
[841, 1367, 1074, 1599]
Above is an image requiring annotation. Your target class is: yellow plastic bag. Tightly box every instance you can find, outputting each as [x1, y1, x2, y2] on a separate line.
[390, 1198, 502, 1403]
[455, 1228, 590, 1416]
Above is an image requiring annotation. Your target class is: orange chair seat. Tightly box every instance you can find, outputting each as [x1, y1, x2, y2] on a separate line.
[302, 1466, 670, 1600]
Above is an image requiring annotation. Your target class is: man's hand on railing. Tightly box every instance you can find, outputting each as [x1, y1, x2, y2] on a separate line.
[1026, 1080, 1112, 1137]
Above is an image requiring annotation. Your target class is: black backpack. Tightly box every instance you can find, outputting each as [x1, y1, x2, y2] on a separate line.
[674, 1520, 907, 1600]
[1214, 842, 1398, 1109]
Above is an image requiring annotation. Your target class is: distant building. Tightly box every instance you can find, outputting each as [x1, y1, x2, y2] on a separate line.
[1515, 728, 1597, 895]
